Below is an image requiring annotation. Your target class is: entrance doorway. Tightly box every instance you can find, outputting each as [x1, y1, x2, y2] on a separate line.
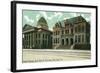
[66, 38, 68, 45]
[62, 39, 64, 45]
[70, 38, 73, 45]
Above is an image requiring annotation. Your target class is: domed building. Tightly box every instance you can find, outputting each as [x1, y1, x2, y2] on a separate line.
[37, 17, 48, 30]
[22, 17, 52, 49]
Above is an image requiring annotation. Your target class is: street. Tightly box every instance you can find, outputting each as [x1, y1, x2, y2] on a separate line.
[22, 49, 91, 63]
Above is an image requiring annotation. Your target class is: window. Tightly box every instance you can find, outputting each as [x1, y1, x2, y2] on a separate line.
[45, 34, 47, 38]
[82, 35, 84, 42]
[54, 39, 55, 44]
[71, 29, 73, 34]
[75, 27, 77, 33]
[65, 30, 68, 34]
[56, 31, 57, 35]
[56, 38, 57, 43]
[36, 33, 37, 38]
[78, 25, 81, 32]
[78, 35, 81, 43]
[58, 31, 60, 35]
[38, 33, 40, 38]
[87, 35, 90, 43]
[75, 35, 77, 43]
[43, 40, 44, 45]
[82, 25, 85, 32]
[62, 30, 64, 34]
[39, 40, 40, 44]
[43, 34, 44, 38]
[66, 38, 68, 45]
[58, 38, 59, 43]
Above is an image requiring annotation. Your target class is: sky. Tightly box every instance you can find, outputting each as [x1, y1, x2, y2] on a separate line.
[23, 10, 91, 30]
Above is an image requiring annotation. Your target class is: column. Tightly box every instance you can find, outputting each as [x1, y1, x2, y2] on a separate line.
[33, 33, 34, 48]
[23, 34, 25, 48]
[69, 38, 70, 45]
[30, 33, 31, 48]
[27, 34, 28, 48]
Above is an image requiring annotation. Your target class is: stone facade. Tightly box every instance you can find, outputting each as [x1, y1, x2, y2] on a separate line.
[23, 17, 52, 49]
[52, 16, 90, 49]
[23, 16, 90, 50]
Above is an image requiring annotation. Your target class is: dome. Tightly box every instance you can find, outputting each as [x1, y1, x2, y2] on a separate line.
[37, 17, 48, 29]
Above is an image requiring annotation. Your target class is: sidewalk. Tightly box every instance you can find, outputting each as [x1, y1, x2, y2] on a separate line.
[22, 49, 91, 63]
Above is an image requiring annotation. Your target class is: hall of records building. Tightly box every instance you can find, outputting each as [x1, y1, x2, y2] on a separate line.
[23, 16, 91, 50]
[22, 17, 52, 49]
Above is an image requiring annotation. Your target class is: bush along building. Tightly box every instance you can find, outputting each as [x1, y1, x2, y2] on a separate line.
[23, 16, 91, 50]
[22, 17, 52, 49]
[52, 16, 91, 50]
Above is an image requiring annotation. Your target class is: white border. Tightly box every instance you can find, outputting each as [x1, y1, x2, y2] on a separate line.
[16, 3, 96, 70]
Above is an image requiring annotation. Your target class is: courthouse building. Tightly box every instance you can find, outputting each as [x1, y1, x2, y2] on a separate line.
[23, 16, 90, 50]
[52, 16, 90, 49]
[22, 17, 52, 49]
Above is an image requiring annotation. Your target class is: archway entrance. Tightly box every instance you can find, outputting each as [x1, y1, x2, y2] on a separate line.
[70, 38, 73, 45]
[66, 38, 68, 45]
[62, 39, 64, 45]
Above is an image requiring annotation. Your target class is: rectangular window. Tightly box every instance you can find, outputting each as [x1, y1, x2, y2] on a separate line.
[56, 38, 57, 43]
[75, 27, 77, 33]
[56, 31, 57, 35]
[43, 34, 44, 38]
[54, 39, 55, 44]
[58, 31, 59, 35]
[62, 30, 64, 34]
[45, 34, 47, 38]
[38, 34, 40, 38]
[78, 35, 81, 43]
[65, 30, 67, 34]
[58, 38, 59, 43]
[36, 34, 37, 38]
[38, 40, 40, 44]
[75, 35, 77, 43]
[82, 35, 84, 42]
[71, 29, 73, 34]
[82, 25, 85, 32]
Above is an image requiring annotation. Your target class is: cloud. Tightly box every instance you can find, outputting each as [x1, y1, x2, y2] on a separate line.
[49, 27, 53, 31]
[40, 11, 57, 20]
[39, 11, 63, 20]
[54, 12, 63, 18]
[48, 16, 54, 20]
[64, 17, 67, 20]
[24, 15, 34, 23]
[67, 13, 77, 18]
[40, 11, 48, 19]
[54, 12, 63, 21]
[36, 14, 41, 21]
[81, 14, 90, 21]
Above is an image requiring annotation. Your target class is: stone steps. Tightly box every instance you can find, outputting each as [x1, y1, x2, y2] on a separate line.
[57, 45, 71, 49]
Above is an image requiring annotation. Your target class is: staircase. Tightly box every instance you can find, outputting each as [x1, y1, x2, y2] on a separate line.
[57, 45, 71, 49]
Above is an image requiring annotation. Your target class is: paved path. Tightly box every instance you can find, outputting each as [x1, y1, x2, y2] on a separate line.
[22, 49, 91, 63]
